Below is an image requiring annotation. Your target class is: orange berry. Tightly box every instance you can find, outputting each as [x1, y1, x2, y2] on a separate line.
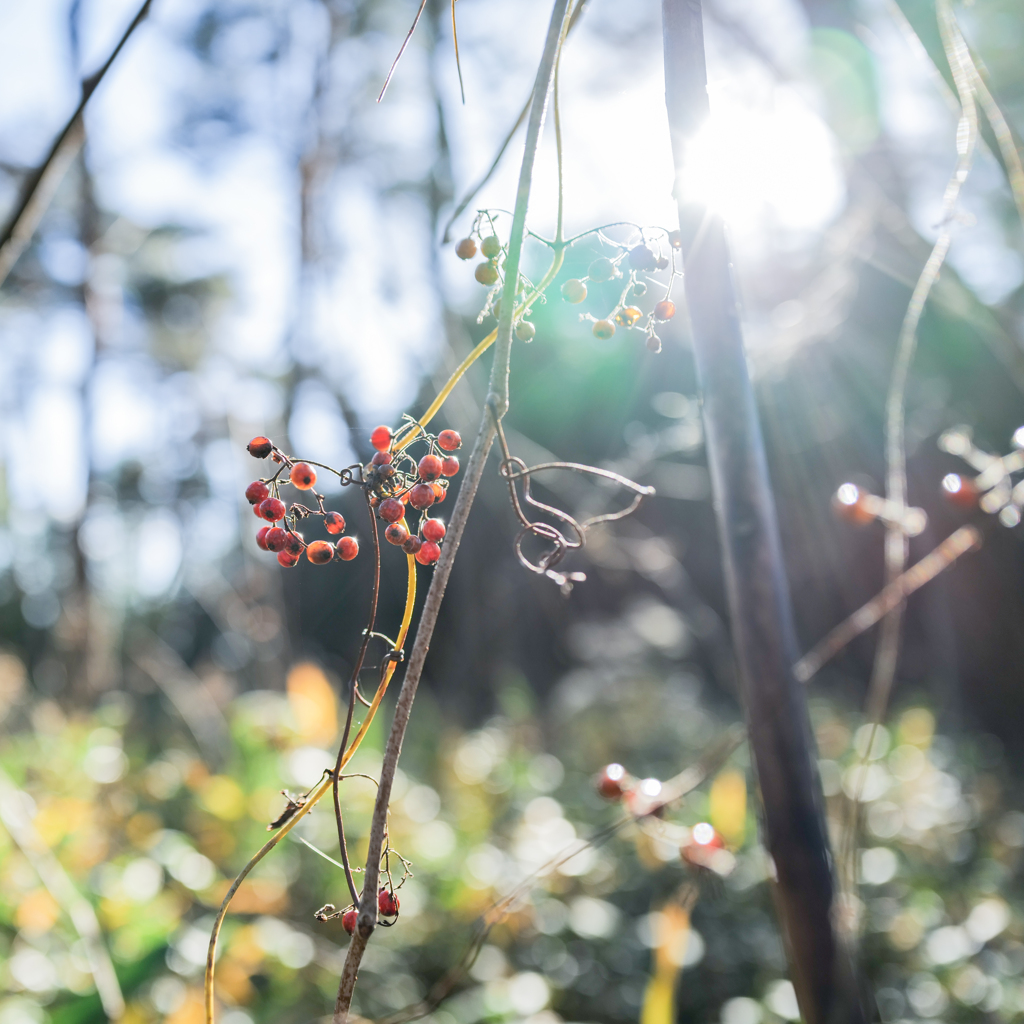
[438, 429, 461, 451]
[441, 455, 459, 477]
[475, 262, 499, 285]
[480, 235, 501, 259]
[455, 237, 477, 260]
[615, 306, 642, 327]
[282, 532, 305, 557]
[307, 540, 335, 564]
[277, 550, 300, 568]
[336, 536, 359, 561]
[418, 454, 443, 481]
[592, 319, 615, 340]
[290, 463, 316, 490]
[247, 436, 273, 459]
[415, 540, 441, 565]
[561, 278, 587, 304]
[431, 481, 447, 503]
[324, 512, 346, 535]
[654, 300, 676, 321]
[385, 523, 409, 546]
[370, 425, 392, 452]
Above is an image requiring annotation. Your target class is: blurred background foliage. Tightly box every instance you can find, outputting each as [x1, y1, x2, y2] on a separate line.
[1, 0, 1024, 1022]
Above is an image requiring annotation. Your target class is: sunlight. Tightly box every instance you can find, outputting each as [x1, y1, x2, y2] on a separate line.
[679, 87, 845, 235]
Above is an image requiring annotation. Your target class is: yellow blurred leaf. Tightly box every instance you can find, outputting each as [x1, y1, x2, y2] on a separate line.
[200, 776, 246, 821]
[34, 797, 91, 846]
[641, 973, 675, 1024]
[287, 662, 338, 745]
[710, 770, 747, 845]
[642, 904, 691, 1024]
[15, 888, 60, 934]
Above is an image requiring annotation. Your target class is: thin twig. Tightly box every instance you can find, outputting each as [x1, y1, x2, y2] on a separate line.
[0, 0, 154, 288]
[0, 767, 125, 1021]
[332, 3, 571, 1019]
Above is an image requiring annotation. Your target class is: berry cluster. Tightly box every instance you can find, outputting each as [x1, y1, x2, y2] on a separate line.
[366, 423, 462, 565]
[560, 232, 682, 353]
[339, 887, 401, 936]
[938, 426, 1024, 528]
[245, 436, 359, 567]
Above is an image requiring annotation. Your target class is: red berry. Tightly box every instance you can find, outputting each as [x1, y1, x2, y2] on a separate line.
[283, 532, 305, 556]
[628, 245, 657, 271]
[307, 540, 334, 564]
[654, 300, 676, 322]
[402, 535, 422, 555]
[561, 279, 587, 304]
[277, 550, 300, 568]
[379, 498, 405, 523]
[256, 526, 272, 551]
[431, 481, 447, 503]
[455, 237, 477, 260]
[422, 518, 446, 543]
[418, 454, 443, 481]
[259, 497, 286, 522]
[254, 502, 265, 518]
[415, 540, 441, 565]
[245, 480, 270, 505]
[441, 456, 459, 477]
[832, 484, 876, 526]
[324, 512, 346, 535]
[336, 536, 359, 560]
[342, 908, 358, 935]
[409, 483, 435, 510]
[371, 451, 392, 466]
[378, 888, 400, 916]
[942, 473, 978, 509]
[385, 523, 410, 546]
[682, 823, 725, 867]
[290, 463, 317, 490]
[247, 436, 273, 459]
[597, 763, 627, 800]
[480, 235, 501, 259]
[592, 319, 615, 340]
[370, 425, 392, 452]
[438, 430, 461, 452]
[475, 262, 499, 285]
[265, 527, 288, 552]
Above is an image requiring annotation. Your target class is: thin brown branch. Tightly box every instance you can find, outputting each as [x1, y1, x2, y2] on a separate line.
[0, 0, 154, 289]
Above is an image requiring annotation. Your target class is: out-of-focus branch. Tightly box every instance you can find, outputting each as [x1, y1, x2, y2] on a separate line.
[0, 0, 154, 289]
[0, 767, 125, 1020]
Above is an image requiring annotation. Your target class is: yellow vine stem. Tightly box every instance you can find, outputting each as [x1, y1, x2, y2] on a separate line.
[205, 555, 417, 1024]
[394, 246, 566, 454]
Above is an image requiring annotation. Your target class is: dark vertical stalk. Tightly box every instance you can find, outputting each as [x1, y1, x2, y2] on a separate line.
[660, 4, 864, 1022]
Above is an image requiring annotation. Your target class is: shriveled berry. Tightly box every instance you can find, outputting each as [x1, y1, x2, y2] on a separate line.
[290, 462, 317, 490]
[418, 454, 443, 481]
[371, 451, 392, 466]
[654, 300, 676, 321]
[368, 494, 380, 508]
[421, 519, 444, 543]
[655, 256, 670, 270]
[283, 532, 305, 556]
[265, 527, 288, 552]
[561, 278, 587, 304]
[402, 535, 422, 555]
[378, 889, 400, 916]
[597, 763, 628, 800]
[246, 480, 270, 505]
[385, 522, 410, 546]
[441, 455, 459, 477]
[475, 261, 499, 285]
[628, 245, 657, 271]
[588, 257, 616, 282]
[438, 429, 461, 452]
[668, 229, 683, 249]
[415, 540, 441, 565]
[592, 319, 615, 340]
[247, 436, 273, 459]
[324, 512, 346, 535]
[431, 481, 447, 503]
[480, 235, 501, 259]
[277, 550, 300, 568]
[342, 908, 358, 935]
[256, 526, 272, 551]
[455, 237, 477, 260]
[307, 540, 335, 564]
[615, 306, 642, 328]
[646, 333, 663, 353]
[409, 483, 435, 510]
[379, 498, 405, 523]
[515, 321, 536, 342]
[370, 425, 392, 452]
[631, 281, 648, 297]
[336, 536, 359, 561]
[259, 497, 286, 522]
